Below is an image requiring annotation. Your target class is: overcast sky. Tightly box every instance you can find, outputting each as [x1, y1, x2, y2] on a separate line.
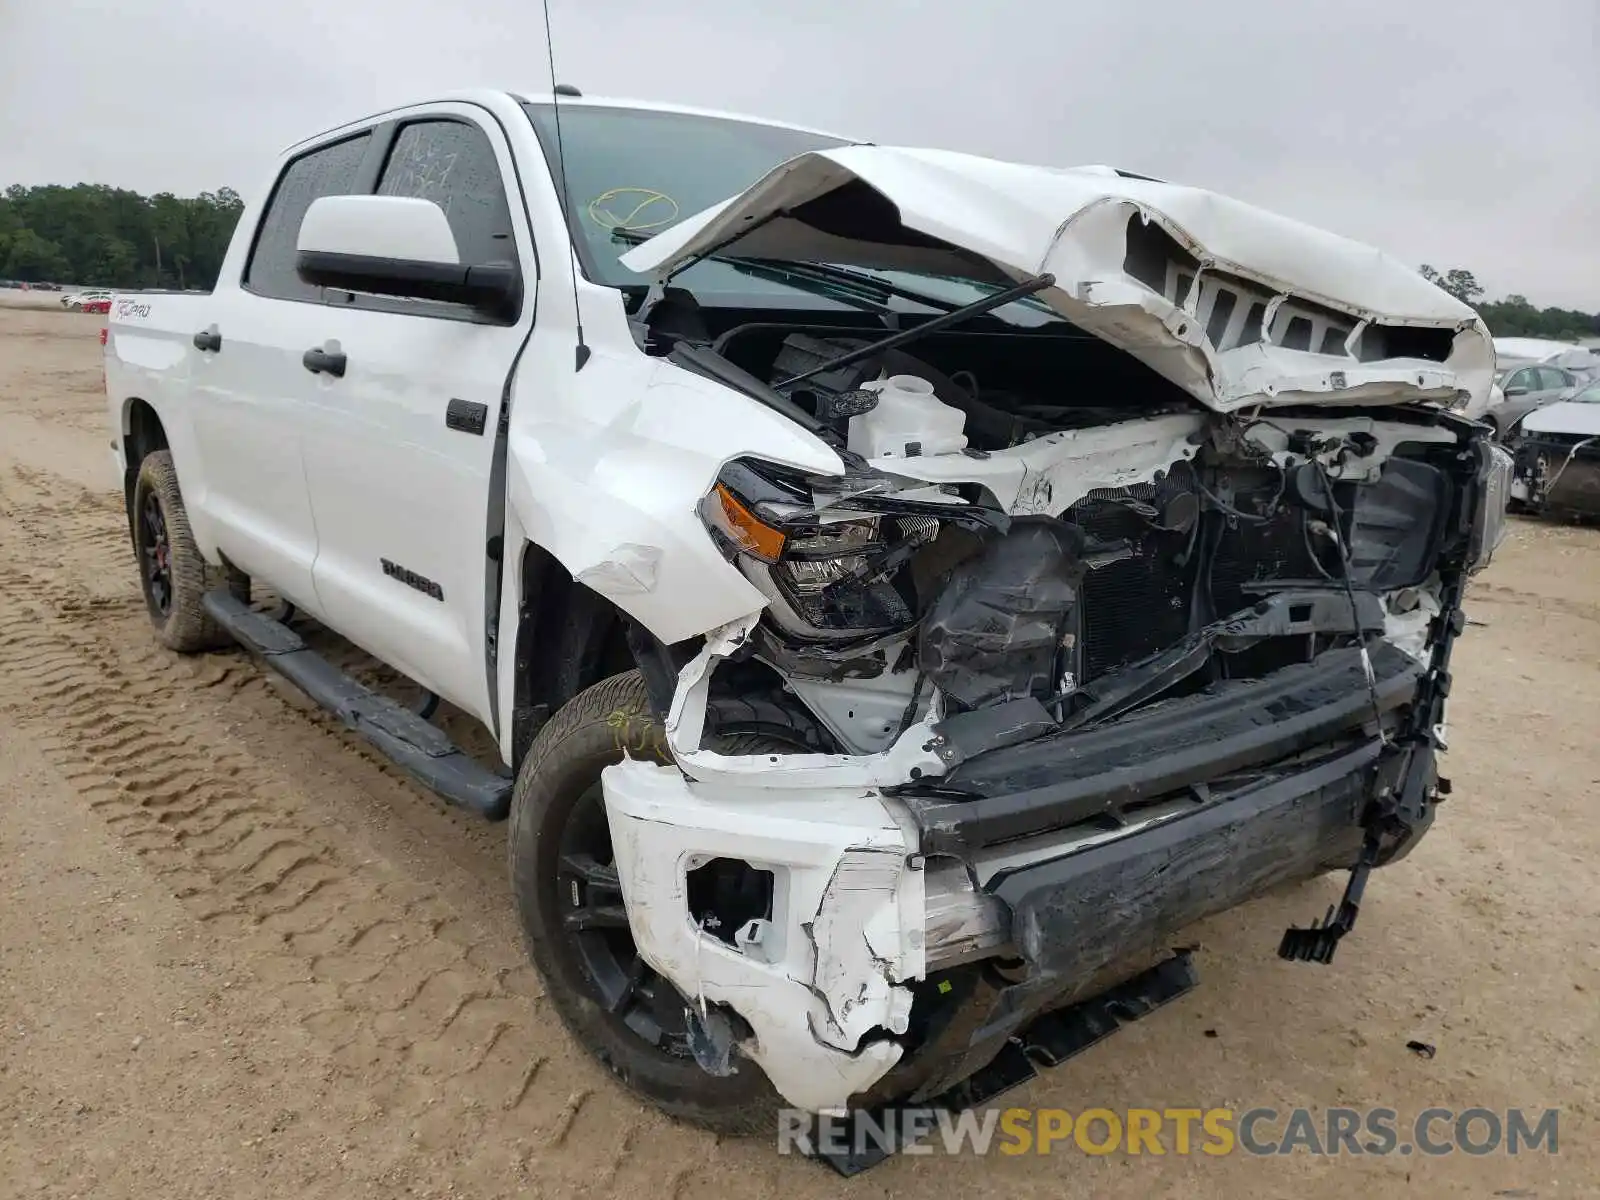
[2, 0, 1595, 308]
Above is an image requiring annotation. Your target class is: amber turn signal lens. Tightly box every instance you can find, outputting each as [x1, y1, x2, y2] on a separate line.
[707, 483, 786, 562]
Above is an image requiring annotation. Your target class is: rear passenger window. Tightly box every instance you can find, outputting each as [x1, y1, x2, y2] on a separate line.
[1538, 366, 1570, 391]
[245, 134, 371, 301]
[376, 121, 516, 268]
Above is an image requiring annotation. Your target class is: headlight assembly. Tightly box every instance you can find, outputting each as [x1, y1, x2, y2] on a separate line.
[698, 460, 994, 640]
[1466, 441, 1514, 573]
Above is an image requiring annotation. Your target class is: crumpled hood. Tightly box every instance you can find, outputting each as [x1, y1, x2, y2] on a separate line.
[621, 146, 1493, 414]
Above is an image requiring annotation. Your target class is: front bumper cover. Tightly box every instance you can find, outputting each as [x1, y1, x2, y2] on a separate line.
[883, 734, 1435, 1105]
[603, 755, 924, 1114]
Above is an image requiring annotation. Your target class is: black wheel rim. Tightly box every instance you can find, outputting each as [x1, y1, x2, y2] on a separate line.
[139, 491, 173, 617]
[557, 784, 692, 1057]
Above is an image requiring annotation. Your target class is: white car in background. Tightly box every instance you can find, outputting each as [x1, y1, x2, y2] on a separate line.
[1481, 337, 1597, 436]
[62, 289, 115, 311]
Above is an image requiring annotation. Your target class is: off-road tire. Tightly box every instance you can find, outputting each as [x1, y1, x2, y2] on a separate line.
[508, 670, 791, 1136]
[132, 450, 227, 653]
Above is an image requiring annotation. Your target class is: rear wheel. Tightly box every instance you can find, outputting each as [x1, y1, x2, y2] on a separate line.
[508, 670, 814, 1134]
[132, 450, 226, 653]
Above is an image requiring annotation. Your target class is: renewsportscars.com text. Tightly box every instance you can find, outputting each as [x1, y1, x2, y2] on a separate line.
[779, 1106, 1561, 1158]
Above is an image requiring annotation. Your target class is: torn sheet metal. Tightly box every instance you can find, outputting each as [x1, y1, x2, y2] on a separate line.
[665, 614, 947, 790]
[845, 413, 1204, 517]
[621, 147, 1493, 414]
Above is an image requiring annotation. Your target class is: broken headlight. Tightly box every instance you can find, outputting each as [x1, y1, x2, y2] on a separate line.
[773, 517, 935, 632]
[699, 461, 970, 639]
[1465, 441, 1514, 573]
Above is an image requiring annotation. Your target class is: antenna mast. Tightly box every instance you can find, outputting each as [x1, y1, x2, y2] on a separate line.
[542, 0, 590, 370]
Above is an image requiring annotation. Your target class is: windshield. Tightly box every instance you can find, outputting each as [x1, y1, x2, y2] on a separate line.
[521, 102, 1056, 322]
[523, 103, 856, 303]
[1574, 383, 1600, 403]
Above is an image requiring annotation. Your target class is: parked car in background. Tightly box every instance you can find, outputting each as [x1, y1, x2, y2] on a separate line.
[1492, 337, 1600, 376]
[1484, 361, 1580, 438]
[1510, 379, 1600, 517]
[63, 289, 115, 311]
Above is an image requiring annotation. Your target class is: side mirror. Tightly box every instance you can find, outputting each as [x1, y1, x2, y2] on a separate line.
[1503, 385, 1529, 398]
[296, 195, 520, 319]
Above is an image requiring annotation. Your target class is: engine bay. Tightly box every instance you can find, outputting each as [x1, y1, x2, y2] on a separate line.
[721, 322, 1203, 452]
[687, 322, 1489, 765]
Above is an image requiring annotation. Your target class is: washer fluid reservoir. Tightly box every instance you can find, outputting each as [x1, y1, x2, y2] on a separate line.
[846, 374, 968, 459]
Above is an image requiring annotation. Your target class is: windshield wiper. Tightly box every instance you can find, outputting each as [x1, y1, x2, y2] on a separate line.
[731, 258, 960, 315]
[776, 273, 1056, 389]
[609, 226, 960, 316]
[718, 258, 901, 316]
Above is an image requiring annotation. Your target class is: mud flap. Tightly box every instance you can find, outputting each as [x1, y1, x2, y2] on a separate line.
[809, 949, 1199, 1175]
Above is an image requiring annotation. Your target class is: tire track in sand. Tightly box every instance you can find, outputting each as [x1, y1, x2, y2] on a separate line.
[0, 471, 765, 1195]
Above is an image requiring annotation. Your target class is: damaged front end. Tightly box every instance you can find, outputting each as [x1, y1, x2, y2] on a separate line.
[602, 387, 1511, 1115]
[594, 143, 1510, 1117]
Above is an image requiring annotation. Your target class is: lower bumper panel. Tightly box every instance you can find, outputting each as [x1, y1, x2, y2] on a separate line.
[992, 739, 1378, 981]
[885, 737, 1417, 1105]
[811, 950, 1200, 1176]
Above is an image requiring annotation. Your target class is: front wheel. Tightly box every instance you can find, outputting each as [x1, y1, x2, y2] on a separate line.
[131, 450, 227, 653]
[508, 671, 792, 1135]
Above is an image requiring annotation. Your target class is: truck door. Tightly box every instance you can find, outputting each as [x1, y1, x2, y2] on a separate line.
[187, 131, 377, 609]
[296, 108, 536, 728]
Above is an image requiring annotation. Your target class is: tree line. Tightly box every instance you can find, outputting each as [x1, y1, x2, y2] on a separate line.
[0, 183, 244, 291]
[1419, 265, 1597, 341]
[2, 182, 1597, 341]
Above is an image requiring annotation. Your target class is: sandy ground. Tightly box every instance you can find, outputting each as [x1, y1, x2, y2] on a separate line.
[0, 303, 1595, 1199]
[0, 290, 81, 313]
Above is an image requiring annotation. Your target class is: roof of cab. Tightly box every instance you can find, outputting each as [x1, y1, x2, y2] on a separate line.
[512, 91, 859, 143]
[282, 89, 859, 157]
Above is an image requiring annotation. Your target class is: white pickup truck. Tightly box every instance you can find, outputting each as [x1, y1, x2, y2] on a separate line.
[104, 88, 1511, 1138]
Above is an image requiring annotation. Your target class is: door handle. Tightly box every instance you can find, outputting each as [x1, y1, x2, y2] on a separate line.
[192, 326, 221, 352]
[302, 345, 347, 378]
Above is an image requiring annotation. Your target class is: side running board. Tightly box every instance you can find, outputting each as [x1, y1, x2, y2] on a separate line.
[202, 589, 512, 819]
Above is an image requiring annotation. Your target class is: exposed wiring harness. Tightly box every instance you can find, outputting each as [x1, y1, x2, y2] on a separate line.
[1309, 457, 1390, 746]
[1193, 416, 1290, 525]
